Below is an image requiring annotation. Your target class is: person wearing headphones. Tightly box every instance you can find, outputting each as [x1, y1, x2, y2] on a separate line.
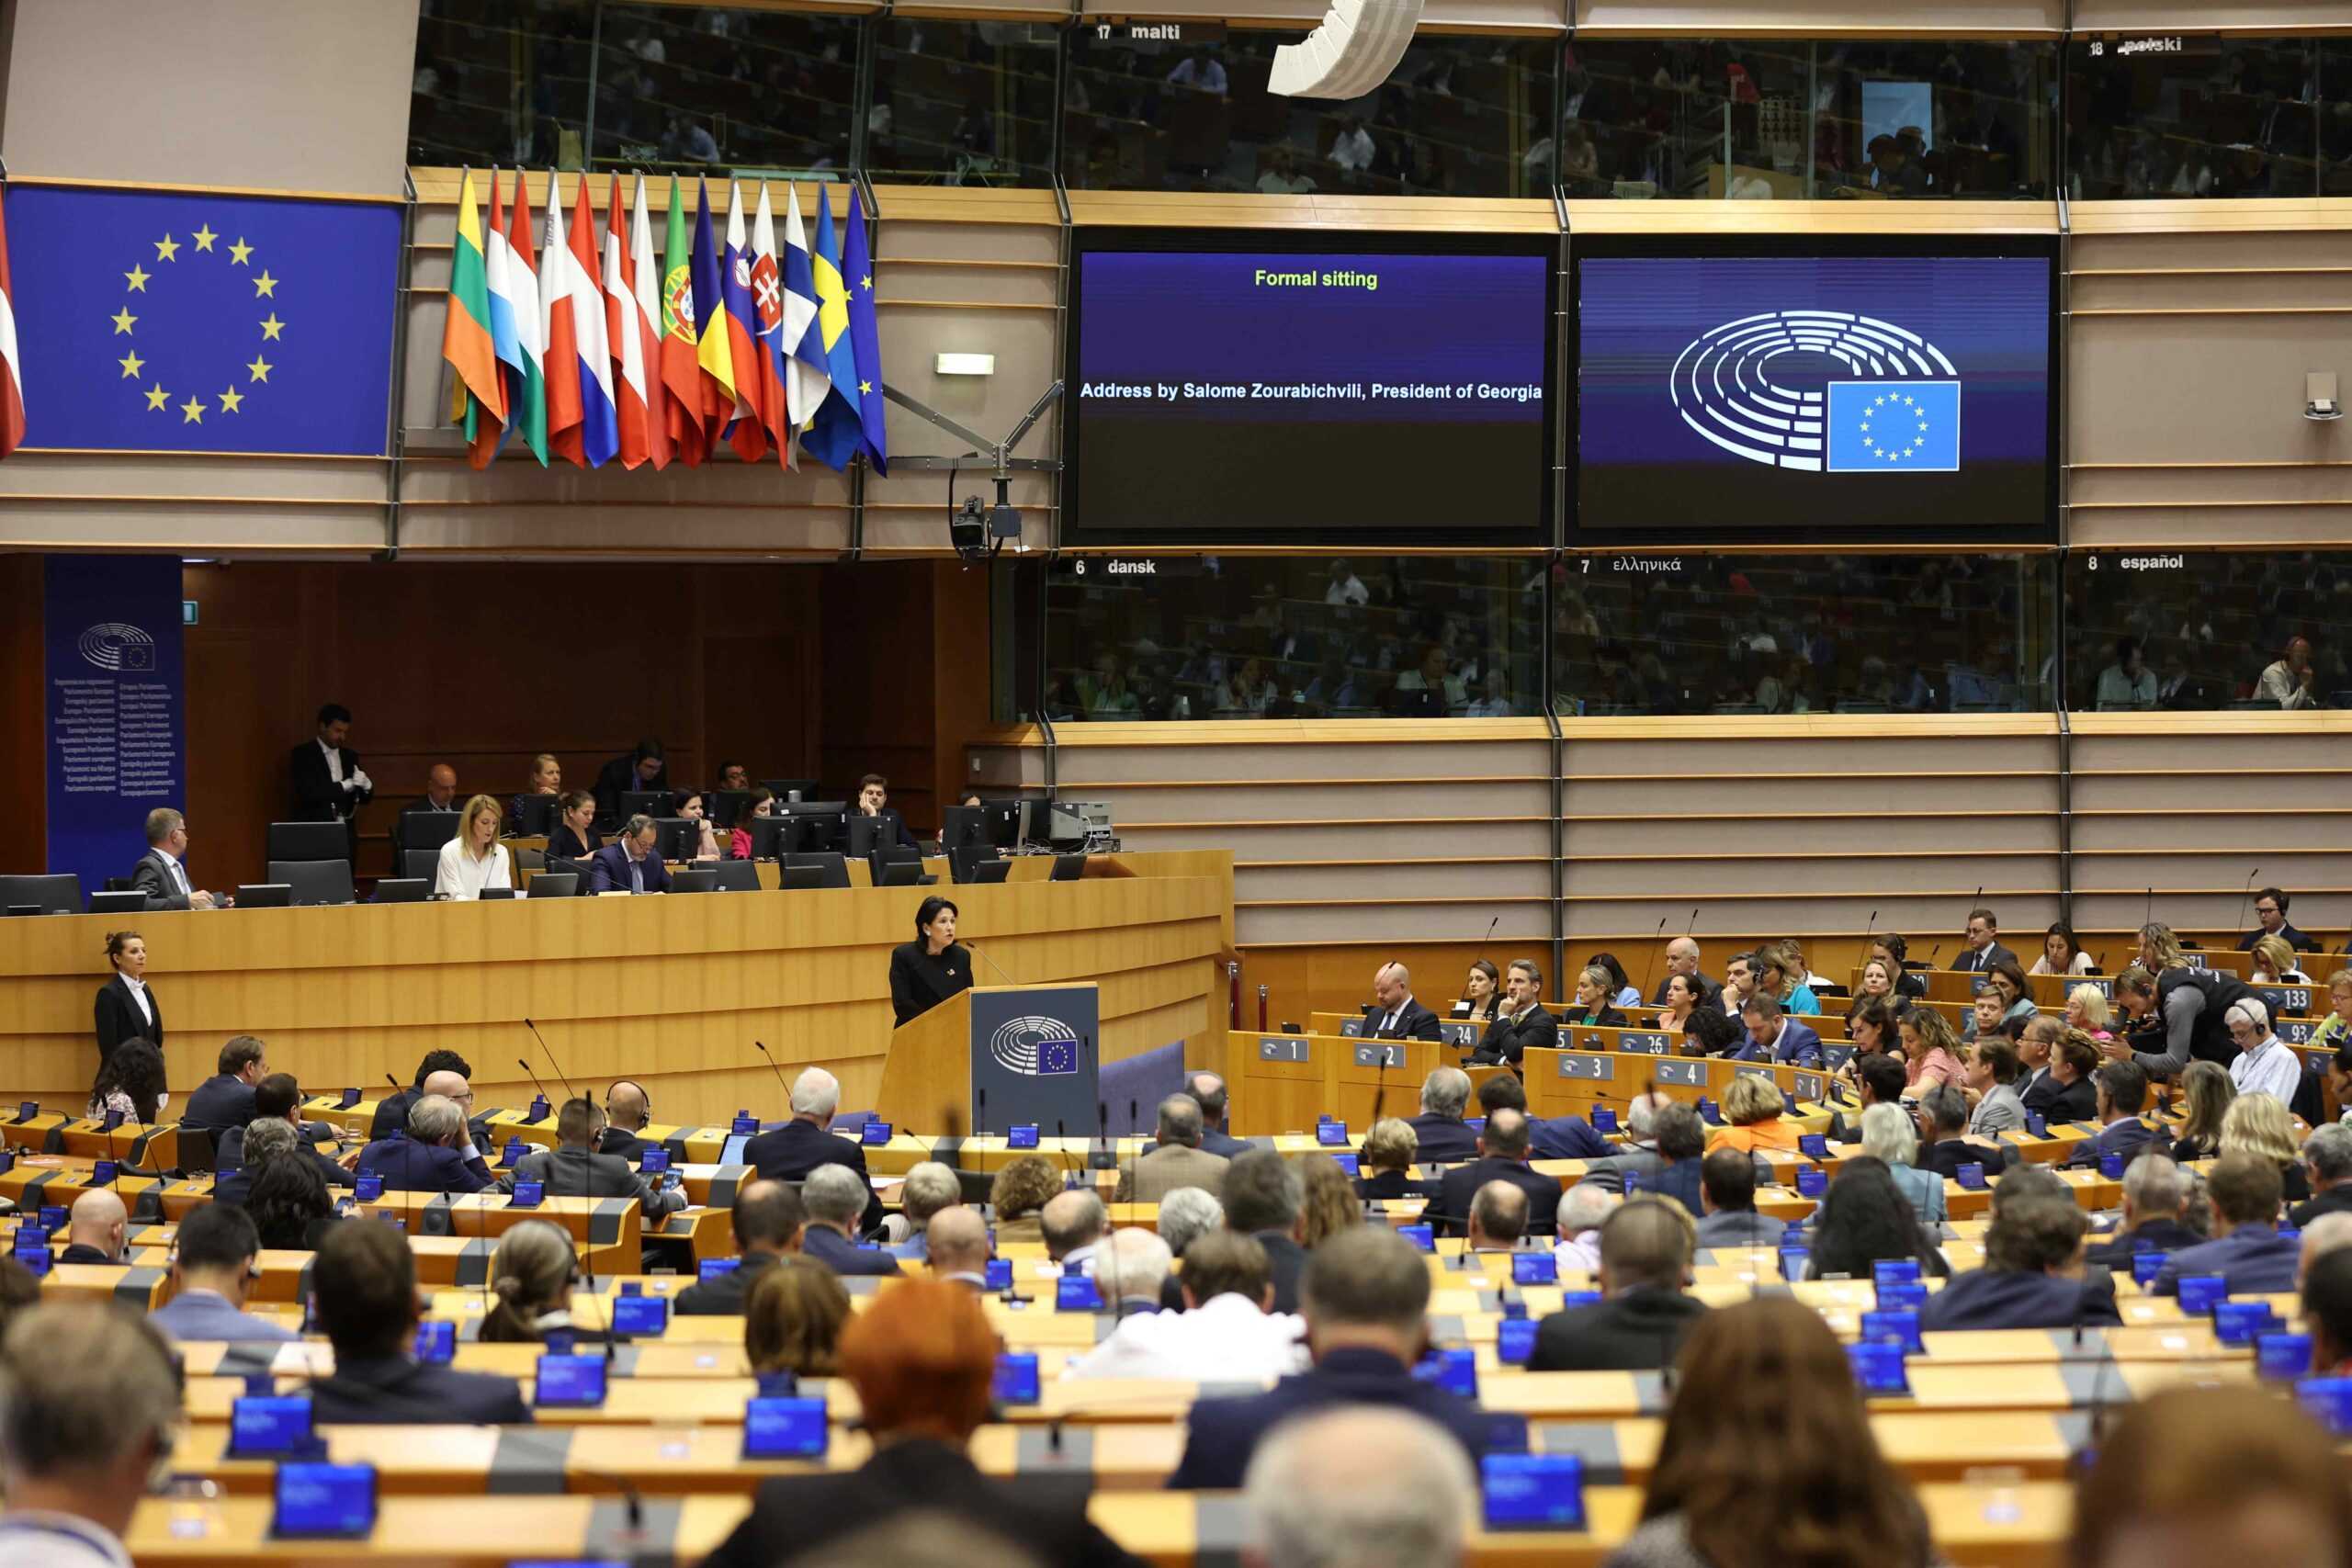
[601, 1079, 658, 1160]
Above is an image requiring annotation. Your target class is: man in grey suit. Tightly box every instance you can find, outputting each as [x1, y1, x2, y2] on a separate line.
[1117, 1093, 1230, 1202]
[130, 807, 228, 911]
[503, 1097, 686, 1219]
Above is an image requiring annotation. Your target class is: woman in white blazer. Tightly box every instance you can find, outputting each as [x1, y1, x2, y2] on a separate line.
[435, 793, 513, 900]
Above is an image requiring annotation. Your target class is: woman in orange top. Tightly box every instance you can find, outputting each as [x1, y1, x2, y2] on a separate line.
[1706, 1072, 1800, 1155]
[1899, 1007, 1965, 1092]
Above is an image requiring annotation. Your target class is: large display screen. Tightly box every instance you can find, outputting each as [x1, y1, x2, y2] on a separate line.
[1066, 231, 1556, 546]
[1574, 239, 2056, 544]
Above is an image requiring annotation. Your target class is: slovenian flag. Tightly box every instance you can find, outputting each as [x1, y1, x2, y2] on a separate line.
[497, 168, 548, 465]
[799, 184, 863, 471]
[558, 173, 617, 468]
[781, 182, 828, 437]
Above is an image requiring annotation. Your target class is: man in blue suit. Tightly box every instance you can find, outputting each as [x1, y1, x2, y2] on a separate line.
[306, 1217, 531, 1426]
[1405, 1068, 1480, 1164]
[1918, 1195, 2120, 1331]
[147, 1201, 296, 1344]
[588, 816, 672, 895]
[352, 1094, 493, 1194]
[1479, 1074, 1610, 1161]
[1168, 1226, 1487, 1489]
[1737, 997, 1821, 1068]
[2062, 1061, 2159, 1169]
[797, 1166, 903, 1277]
[2154, 1154, 2302, 1298]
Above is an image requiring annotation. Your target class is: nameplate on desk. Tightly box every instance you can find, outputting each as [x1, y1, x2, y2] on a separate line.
[1791, 1071, 1826, 1103]
[2075, 976, 2115, 998]
[1257, 1037, 1311, 1064]
[1615, 1032, 1671, 1056]
[1731, 1065, 1776, 1083]
[1439, 1021, 1481, 1048]
[2258, 986, 2312, 1018]
[1339, 1018, 1366, 1038]
[1654, 1058, 1706, 1087]
[1352, 1043, 1404, 1069]
[1554, 1054, 1615, 1082]
[2286, 1021, 2324, 1046]
[1969, 973, 1992, 994]
[1820, 1044, 1857, 1071]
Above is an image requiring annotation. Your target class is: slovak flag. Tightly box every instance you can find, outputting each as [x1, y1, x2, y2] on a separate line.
[747, 183, 794, 467]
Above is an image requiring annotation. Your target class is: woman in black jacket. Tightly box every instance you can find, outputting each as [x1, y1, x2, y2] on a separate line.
[1563, 964, 1629, 1029]
[94, 930, 162, 1063]
[889, 896, 974, 1027]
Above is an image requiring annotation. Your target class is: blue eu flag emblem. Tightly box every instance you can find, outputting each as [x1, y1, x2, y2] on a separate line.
[1036, 1038, 1078, 1077]
[1825, 381, 1960, 472]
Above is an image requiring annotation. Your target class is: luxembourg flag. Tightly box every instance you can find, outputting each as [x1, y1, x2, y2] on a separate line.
[780, 182, 828, 435]
[556, 173, 617, 468]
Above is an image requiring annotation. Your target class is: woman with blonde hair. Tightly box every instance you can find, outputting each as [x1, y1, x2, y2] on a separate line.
[2065, 983, 2115, 1041]
[1295, 1152, 1363, 1247]
[1859, 1101, 1946, 1224]
[1357, 1118, 1420, 1201]
[2315, 969, 2352, 1053]
[2137, 921, 2188, 975]
[2250, 933, 2311, 986]
[2168, 1059, 2236, 1163]
[477, 1220, 576, 1343]
[434, 792, 513, 899]
[506, 752, 561, 835]
[743, 1257, 852, 1377]
[1707, 1073, 1799, 1155]
[1898, 1007, 1965, 1092]
[2221, 1093, 2310, 1201]
[1566, 964, 1628, 1029]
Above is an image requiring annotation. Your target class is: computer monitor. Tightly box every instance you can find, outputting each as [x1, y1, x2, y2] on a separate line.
[940, 806, 989, 852]
[511, 795, 560, 837]
[85, 890, 146, 915]
[786, 801, 847, 853]
[845, 814, 894, 859]
[710, 789, 753, 829]
[650, 818, 700, 862]
[783, 853, 851, 890]
[399, 810, 462, 853]
[671, 868, 718, 895]
[746, 817, 793, 861]
[619, 790, 673, 822]
[236, 884, 293, 908]
[529, 873, 580, 898]
[265, 822, 347, 863]
[874, 858, 933, 888]
[762, 778, 820, 805]
[985, 800, 1028, 849]
[952, 854, 1012, 885]
[1050, 854, 1088, 882]
[372, 879, 430, 904]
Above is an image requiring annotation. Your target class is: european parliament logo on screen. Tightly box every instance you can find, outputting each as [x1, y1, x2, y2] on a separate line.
[989, 1016, 1080, 1077]
[1668, 310, 1960, 475]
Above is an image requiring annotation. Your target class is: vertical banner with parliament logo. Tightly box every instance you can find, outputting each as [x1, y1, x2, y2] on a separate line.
[44, 556, 185, 901]
[967, 985, 1102, 1135]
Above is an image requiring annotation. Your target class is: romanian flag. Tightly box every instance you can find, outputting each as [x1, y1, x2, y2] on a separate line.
[539, 170, 584, 465]
[658, 176, 706, 467]
[441, 168, 504, 468]
[0, 185, 20, 460]
[843, 186, 888, 476]
[800, 184, 864, 471]
[500, 168, 548, 465]
[689, 177, 736, 445]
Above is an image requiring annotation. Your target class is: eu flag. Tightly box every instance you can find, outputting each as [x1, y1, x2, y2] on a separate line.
[9, 184, 401, 456]
[1825, 380, 1961, 472]
[1036, 1037, 1078, 1077]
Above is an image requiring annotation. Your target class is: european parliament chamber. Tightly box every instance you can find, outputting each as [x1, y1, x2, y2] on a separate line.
[2, 3, 2351, 1567]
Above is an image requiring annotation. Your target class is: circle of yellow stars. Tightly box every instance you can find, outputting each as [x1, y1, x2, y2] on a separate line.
[112, 220, 283, 426]
[1855, 390, 1930, 462]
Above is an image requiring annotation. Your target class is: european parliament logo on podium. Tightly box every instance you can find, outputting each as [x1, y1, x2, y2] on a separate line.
[989, 1014, 1081, 1077]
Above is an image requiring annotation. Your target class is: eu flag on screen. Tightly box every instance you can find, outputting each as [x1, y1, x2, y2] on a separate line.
[1825, 380, 1961, 472]
[8, 185, 402, 456]
[1036, 1038, 1078, 1077]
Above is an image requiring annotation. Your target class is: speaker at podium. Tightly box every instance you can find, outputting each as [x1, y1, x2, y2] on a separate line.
[876, 983, 1102, 1138]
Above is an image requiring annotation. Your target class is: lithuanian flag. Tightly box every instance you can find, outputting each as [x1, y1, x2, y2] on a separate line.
[441, 168, 505, 468]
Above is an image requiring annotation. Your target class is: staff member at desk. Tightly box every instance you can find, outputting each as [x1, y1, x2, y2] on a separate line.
[590, 815, 671, 895]
[890, 896, 973, 1026]
[548, 789, 602, 864]
[593, 737, 668, 823]
[1470, 960, 1557, 1066]
[434, 794, 513, 900]
[94, 929, 162, 1062]
[855, 773, 922, 851]
[729, 787, 775, 860]
[673, 790, 724, 861]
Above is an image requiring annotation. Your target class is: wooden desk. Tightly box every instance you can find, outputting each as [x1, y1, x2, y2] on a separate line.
[0, 851, 1233, 1128]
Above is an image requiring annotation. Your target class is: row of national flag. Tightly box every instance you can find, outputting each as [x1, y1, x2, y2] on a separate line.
[439, 169, 885, 474]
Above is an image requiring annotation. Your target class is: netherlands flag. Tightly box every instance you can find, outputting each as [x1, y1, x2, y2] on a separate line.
[558, 173, 618, 468]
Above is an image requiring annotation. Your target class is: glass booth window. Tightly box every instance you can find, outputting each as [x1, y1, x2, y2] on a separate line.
[1061, 28, 1558, 197]
[2068, 36, 2331, 199]
[867, 19, 1059, 187]
[591, 5, 858, 175]
[1562, 39, 2055, 199]
[2064, 550, 2352, 711]
[1554, 554, 2057, 716]
[1044, 556, 1544, 720]
[410, 0, 596, 167]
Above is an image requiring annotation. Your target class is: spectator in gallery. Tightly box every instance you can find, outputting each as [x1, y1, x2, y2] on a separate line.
[1324, 558, 1369, 606]
[1395, 645, 1466, 715]
[2258, 633, 2320, 709]
[1166, 45, 1227, 96]
[1329, 117, 1377, 174]
[1257, 148, 1317, 195]
[2096, 637, 2159, 709]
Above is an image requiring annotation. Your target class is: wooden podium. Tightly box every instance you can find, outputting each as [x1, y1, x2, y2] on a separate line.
[876, 983, 1102, 1137]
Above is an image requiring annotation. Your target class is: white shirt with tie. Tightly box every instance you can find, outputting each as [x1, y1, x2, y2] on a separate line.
[1378, 996, 1417, 1034]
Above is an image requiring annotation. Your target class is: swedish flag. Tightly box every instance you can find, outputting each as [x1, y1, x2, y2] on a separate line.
[800, 185, 863, 471]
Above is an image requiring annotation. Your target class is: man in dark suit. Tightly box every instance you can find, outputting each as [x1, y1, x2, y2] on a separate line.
[1693, 1147, 1787, 1250]
[2062, 1062, 2158, 1168]
[1470, 959, 1558, 1066]
[2086, 1153, 2203, 1267]
[1220, 1149, 1309, 1314]
[1478, 1073, 1610, 1161]
[592, 739, 668, 825]
[853, 773, 922, 852]
[797, 1166, 904, 1277]
[129, 807, 226, 911]
[503, 1097, 684, 1218]
[394, 764, 461, 865]
[589, 816, 673, 896]
[352, 1094, 493, 1195]
[1530, 1197, 1708, 1371]
[1404, 1067, 1479, 1164]
[2293, 1124, 2352, 1228]
[1829, 1055, 1911, 1147]
[1185, 1071, 1250, 1159]
[676, 1181, 806, 1315]
[597, 1079, 657, 1161]
[1366, 962, 1442, 1043]
[1953, 907, 2019, 976]
[1168, 1226, 1488, 1489]
[1920, 1196, 2120, 1331]
[58, 1190, 129, 1267]
[287, 703, 371, 867]
[2240, 887, 2322, 955]
[2153, 1155, 2302, 1298]
[180, 1037, 268, 1141]
[1426, 1110, 1561, 1238]
[746, 1066, 883, 1234]
[1649, 938, 1718, 1008]
[1580, 1100, 1709, 1213]
[306, 1218, 530, 1425]
[1915, 1084, 2007, 1180]
[372, 1050, 474, 1141]
[216, 1073, 354, 1190]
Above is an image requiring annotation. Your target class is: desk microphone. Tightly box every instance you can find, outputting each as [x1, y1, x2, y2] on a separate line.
[1635, 917, 1667, 1010]
[1478, 914, 1499, 953]
[516, 1059, 558, 1116]
[977, 1086, 988, 1145]
[970, 942, 1020, 987]
[2235, 867, 2261, 941]
[752, 1041, 793, 1109]
[523, 1018, 575, 1098]
[384, 1074, 402, 1094]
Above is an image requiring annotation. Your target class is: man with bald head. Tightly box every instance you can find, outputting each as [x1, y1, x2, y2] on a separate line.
[1650, 937, 1717, 1008]
[600, 1079, 656, 1160]
[398, 763, 461, 867]
[1528, 1195, 1704, 1371]
[58, 1189, 129, 1266]
[1465, 1181, 1528, 1254]
[925, 1206, 992, 1289]
[678, 1179, 805, 1314]
[1368, 963, 1442, 1043]
[1042, 1189, 1109, 1271]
